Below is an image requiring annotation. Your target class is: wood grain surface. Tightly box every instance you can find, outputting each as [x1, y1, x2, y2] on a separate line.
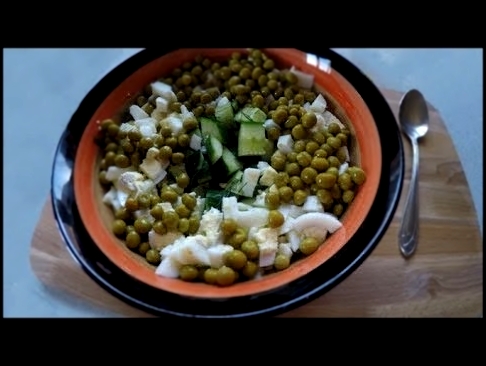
[29, 89, 483, 317]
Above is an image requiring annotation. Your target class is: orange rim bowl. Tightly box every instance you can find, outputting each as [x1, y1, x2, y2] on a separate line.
[73, 48, 382, 299]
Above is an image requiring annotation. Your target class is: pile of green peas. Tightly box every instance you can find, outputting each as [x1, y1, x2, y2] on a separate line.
[96, 48, 366, 286]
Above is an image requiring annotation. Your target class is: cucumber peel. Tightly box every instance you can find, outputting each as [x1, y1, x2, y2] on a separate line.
[234, 107, 267, 124]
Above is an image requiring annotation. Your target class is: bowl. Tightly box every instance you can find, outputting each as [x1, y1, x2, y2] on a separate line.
[73, 48, 382, 299]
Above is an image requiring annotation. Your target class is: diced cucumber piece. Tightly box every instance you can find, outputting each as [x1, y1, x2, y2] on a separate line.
[184, 150, 204, 177]
[215, 96, 235, 127]
[226, 170, 244, 196]
[200, 116, 228, 144]
[184, 149, 211, 188]
[238, 122, 268, 157]
[234, 106, 267, 124]
[205, 135, 223, 164]
[231, 99, 239, 111]
[220, 146, 243, 176]
[204, 189, 225, 211]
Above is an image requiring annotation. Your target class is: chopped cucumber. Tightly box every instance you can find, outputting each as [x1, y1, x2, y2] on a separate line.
[226, 170, 244, 196]
[238, 123, 268, 157]
[185, 150, 211, 189]
[231, 99, 239, 111]
[185, 150, 204, 177]
[204, 189, 225, 211]
[200, 116, 228, 144]
[204, 135, 223, 164]
[215, 96, 235, 128]
[220, 146, 243, 176]
[234, 106, 267, 124]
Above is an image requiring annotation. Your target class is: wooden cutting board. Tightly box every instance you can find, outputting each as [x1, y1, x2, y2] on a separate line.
[29, 88, 483, 317]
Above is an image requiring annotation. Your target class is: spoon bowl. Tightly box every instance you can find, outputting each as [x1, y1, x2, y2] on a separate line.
[398, 89, 430, 258]
[399, 89, 429, 139]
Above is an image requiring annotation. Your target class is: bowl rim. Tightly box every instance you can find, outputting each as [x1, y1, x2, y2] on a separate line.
[72, 48, 382, 299]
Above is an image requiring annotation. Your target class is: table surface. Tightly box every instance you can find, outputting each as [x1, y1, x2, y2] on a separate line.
[3, 48, 483, 318]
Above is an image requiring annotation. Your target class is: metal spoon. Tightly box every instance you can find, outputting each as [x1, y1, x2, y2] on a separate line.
[398, 89, 429, 258]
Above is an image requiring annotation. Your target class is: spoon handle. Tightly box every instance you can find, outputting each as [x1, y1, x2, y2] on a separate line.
[399, 136, 420, 257]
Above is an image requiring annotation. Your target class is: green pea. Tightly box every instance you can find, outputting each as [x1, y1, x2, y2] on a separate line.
[289, 176, 304, 190]
[342, 190, 355, 204]
[241, 261, 259, 278]
[296, 151, 312, 167]
[327, 136, 342, 150]
[265, 191, 280, 210]
[161, 189, 178, 203]
[224, 250, 247, 270]
[114, 207, 130, 221]
[300, 167, 317, 185]
[333, 203, 344, 217]
[216, 266, 236, 286]
[176, 173, 190, 189]
[139, 137, 154, 150]
[227, 228, 247, 249]
[98, 171, 110, 186]
[112, 219, 127, 236]
[146, 249, 161, 265]
[291, 124, 307, 140]
[126, 231, 141, 249]
[274, 172, 290, 187]
[338, 173, 353, 191]
[328, 156, 341, 168]
[181, 193, 197, 210]
[125, 197, 139, 212]
[293, 189, 308, 206]
[300, 237, 319, 255]
[286, 162, 301, 176]
[150, 205, 164, 220]
[348, 167, 367, 185]
[268, 210, 285, 228]
[188, 217, 200, 234]
[178, 218, 190, 233]
[240, 240, 259, 261]
[279, 186, 294, 203]
[163, 211, 179, 230]
[328, 122, 341, 135]
[138, 242, 150, 256]
[301, 112, 317, 128]
[221, 219, 238, 237]
[316, 172, 337, 189]
[134, 218, 152, 234]
[175, 204, 191, 218]
[180, 265, 199, 281]
[138, 194, 151, 209]
[152, 220, 167, 235]
[310, 157, 329, 172]
[204, 268, 219, 284]
[317, 189, 333, 209]
[114, 154, 130, 168]
[274, 254, 290, 271]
